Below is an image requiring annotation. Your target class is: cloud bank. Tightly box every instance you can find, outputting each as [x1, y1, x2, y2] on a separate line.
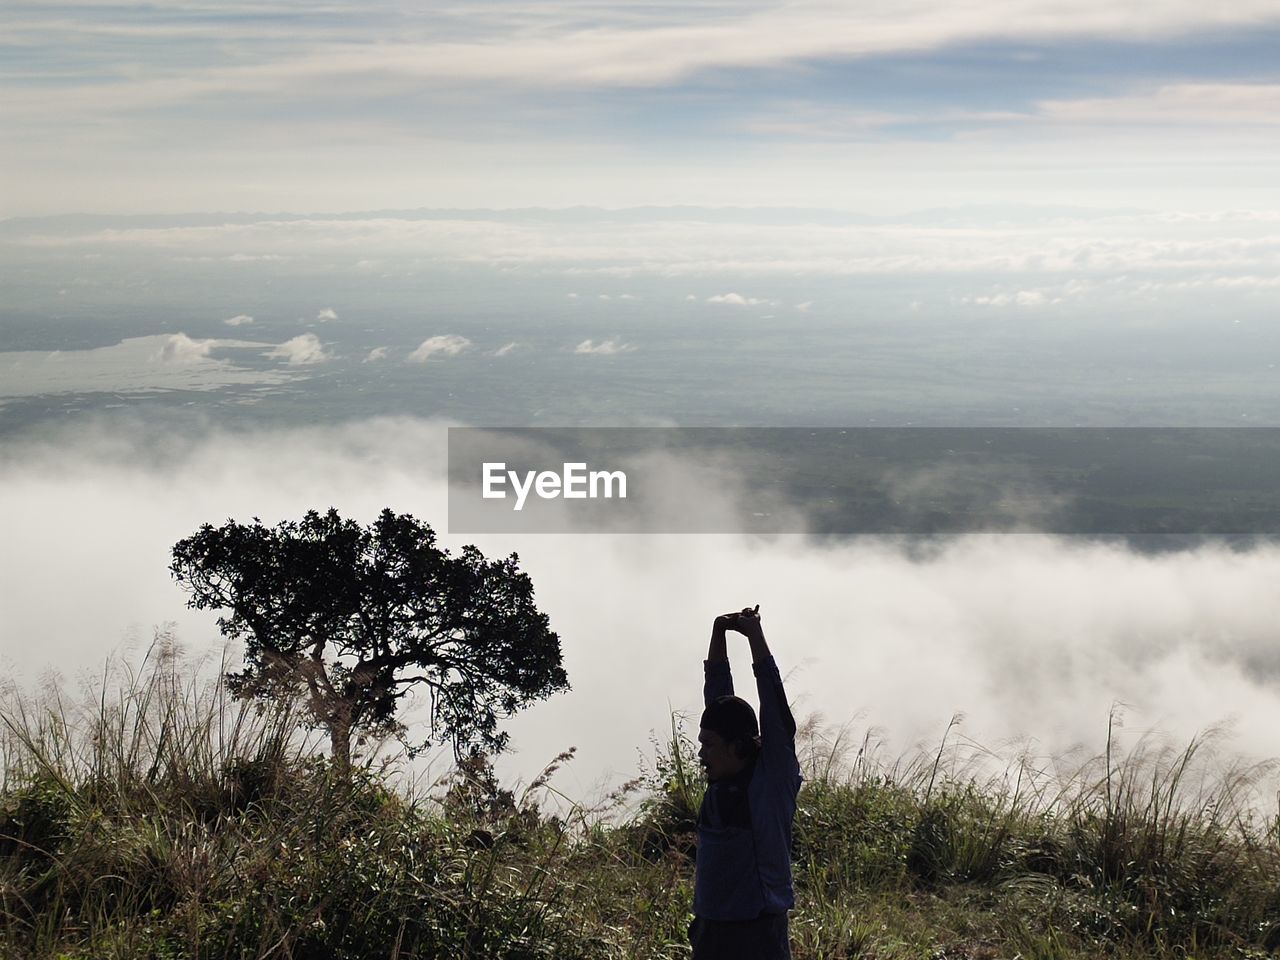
[20, 210, 1280, 285]
[10, 1, 1280, 101]
[4, 416, 1280, 802]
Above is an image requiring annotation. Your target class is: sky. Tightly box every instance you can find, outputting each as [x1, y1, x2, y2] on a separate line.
[3, 1, 1280, 807]
[3, 0, 1279, 215]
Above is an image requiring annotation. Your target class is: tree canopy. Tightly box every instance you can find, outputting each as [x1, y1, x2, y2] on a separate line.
[170, 508, 568, 769]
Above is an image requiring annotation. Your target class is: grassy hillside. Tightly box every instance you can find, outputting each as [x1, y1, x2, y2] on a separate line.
[3, 641, 1279, 959]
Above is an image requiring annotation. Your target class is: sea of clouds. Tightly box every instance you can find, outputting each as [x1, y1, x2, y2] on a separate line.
[4, 415, 1280, 807]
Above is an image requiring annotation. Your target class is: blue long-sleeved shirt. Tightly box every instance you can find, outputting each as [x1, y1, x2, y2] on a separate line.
[694, 655, 802, 921]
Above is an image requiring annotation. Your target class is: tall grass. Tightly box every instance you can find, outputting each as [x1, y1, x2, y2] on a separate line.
[0, 634, 595, 959]
[4, 640, 1280, 959]
[788, 709, 1280, 957]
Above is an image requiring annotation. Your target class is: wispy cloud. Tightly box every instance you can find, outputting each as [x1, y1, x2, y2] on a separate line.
[266, 333, 331, 365]
[363, 346, 389, 362]
[739, 103, 1037, 140]
[407, 334, 471, 363]
[223, 313, 254, 327]
[736, 84, 1280, 141]
[494, 341, 521, 357]
[573, 338, 634, 355]
[10, 1, 1279, 107]
[7, 2, 1280, 217]
[1134, 274, 1280, 293]
[1040, 83, 1280, 127]
[315, 307, 339, 322]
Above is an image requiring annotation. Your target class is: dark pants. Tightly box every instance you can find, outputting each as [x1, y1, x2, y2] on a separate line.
[689, 913, 791, 960]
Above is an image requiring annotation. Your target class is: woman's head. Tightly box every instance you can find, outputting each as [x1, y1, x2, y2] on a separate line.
[698, 695, 761, 780]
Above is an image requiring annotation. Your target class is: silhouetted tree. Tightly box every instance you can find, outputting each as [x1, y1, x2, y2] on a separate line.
[170, 508, 568, 772]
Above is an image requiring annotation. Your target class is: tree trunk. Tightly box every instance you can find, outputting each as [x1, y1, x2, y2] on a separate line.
[330, 719, 352, 777]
